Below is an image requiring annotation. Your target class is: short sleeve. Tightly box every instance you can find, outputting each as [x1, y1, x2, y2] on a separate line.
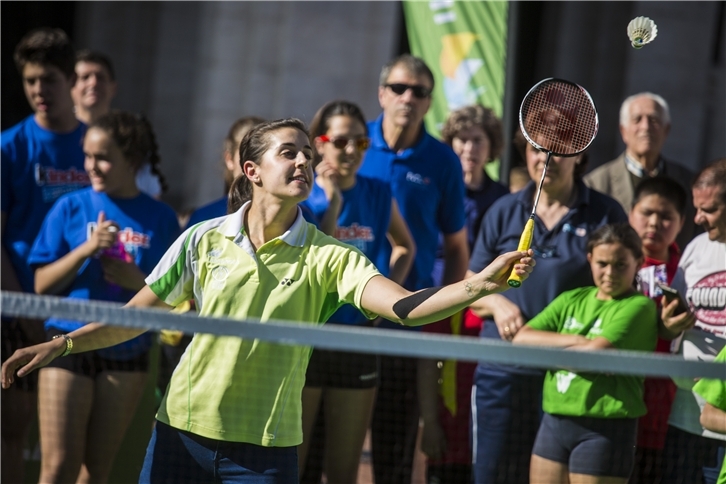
[693, 349, 726, 411]
[146, 226, 198, 306]
[327, 245, 381, 319]
[28, 199, 71, 267]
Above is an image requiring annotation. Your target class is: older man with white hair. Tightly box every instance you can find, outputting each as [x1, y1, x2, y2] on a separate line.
[585, 92, 696, 248]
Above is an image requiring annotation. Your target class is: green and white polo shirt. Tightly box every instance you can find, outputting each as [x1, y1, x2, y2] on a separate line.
[147, 202, 381, 446]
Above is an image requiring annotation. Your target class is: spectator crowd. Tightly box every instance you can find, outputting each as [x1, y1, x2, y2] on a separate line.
[1, 27, 724, 484]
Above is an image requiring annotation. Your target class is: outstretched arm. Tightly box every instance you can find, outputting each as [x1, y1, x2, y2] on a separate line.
[361, 250, 534, 326]
[1, 285, 171, 388]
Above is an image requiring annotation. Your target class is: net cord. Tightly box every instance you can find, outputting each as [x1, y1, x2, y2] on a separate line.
[2, 292, 723, 379]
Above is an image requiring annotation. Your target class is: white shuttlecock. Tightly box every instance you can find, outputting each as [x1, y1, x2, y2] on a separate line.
[627, 16, 658, 49]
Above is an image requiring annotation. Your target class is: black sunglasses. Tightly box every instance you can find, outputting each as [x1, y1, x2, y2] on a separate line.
[385, 83, 432, 99]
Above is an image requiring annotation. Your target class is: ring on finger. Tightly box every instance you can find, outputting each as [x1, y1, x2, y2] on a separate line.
[504, 326, 510, 333]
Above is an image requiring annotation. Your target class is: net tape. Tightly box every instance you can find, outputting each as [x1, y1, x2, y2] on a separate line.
[2, 291, 723, 379]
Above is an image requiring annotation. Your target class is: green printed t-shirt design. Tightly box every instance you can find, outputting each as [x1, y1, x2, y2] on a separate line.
[527, 286, 657, 418]
[146, 204, 381, 447]
[693, 348, 726, 484]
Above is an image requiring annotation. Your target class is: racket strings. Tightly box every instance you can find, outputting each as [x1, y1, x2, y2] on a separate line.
[521, 81, 598, 156]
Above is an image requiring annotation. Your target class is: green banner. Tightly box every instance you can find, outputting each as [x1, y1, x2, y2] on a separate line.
[403, 1, 508, 178]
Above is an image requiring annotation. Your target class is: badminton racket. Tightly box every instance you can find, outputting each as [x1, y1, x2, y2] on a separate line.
[507, 78, 599, 287]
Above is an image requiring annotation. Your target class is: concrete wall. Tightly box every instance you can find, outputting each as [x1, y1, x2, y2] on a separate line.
[74, 1, 400, 211]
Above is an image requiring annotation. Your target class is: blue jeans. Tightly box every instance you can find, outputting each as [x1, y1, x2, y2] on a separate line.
[139, 421, 298, 483]
[472, 364, 544, 484]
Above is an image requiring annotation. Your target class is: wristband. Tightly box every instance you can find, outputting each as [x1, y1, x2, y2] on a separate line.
[52, 334, 73, 357]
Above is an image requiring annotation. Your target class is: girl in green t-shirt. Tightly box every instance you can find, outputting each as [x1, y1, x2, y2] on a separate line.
[513, 223, 658, 483]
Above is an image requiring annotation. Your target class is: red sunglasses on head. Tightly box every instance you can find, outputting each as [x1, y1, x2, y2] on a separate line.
[317, 135, 370, 152]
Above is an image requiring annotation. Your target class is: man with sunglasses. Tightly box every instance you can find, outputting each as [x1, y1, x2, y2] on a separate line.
[358, 54, 469, 484]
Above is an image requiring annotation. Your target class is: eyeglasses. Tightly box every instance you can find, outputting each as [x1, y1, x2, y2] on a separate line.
[317, 135, 370, 152]
[385, 83, 432, 99]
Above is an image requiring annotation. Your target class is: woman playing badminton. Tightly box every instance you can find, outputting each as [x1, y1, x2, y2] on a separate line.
[2, 118, 534, 484]
[513, 223, 658, 483]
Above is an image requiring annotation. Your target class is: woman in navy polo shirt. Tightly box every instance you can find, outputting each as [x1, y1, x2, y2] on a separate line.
[467, 131, 627, 484]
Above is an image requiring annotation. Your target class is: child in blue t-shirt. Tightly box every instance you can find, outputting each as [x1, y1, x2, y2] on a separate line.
[298, 100, 416, 484]
[27, 111, 179, 483]
[513, 223, 658, 483]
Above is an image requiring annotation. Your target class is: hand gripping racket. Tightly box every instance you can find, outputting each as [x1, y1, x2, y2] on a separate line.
[507, 78, 599, 287]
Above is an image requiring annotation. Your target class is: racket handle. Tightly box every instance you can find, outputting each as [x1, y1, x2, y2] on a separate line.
[507, 217, 534, 288]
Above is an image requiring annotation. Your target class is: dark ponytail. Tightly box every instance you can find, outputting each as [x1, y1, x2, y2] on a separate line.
[227, 175, 253, 214]
[222, 116, 265, 193]
[227, 118, 309, 213]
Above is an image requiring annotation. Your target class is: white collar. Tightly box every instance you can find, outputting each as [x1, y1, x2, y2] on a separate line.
[217, 201, 307, 248]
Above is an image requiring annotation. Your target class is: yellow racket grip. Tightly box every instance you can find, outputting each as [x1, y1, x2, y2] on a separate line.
[507, 217, 534, 288]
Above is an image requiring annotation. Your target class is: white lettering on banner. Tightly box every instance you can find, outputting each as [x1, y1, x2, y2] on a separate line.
[433, 11, 456, 25]
[429, 0, 454, 11]
[556, 371, 577, 393]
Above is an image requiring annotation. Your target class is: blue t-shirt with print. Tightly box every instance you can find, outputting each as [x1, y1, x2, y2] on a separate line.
[1, 116, 89, 292]
[469, 180, 627, 373]
[358, 114, 466, 292]
[29, 188, 180, 360]
[302, 175, 392, 325]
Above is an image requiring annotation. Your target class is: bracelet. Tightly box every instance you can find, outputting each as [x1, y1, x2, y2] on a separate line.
[52, 334, 73, 357]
